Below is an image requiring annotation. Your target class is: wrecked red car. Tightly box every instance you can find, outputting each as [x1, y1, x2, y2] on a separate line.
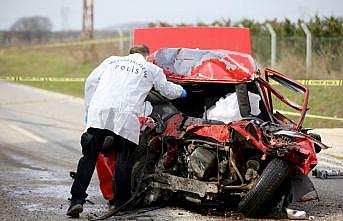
[95, 27, 329, 218]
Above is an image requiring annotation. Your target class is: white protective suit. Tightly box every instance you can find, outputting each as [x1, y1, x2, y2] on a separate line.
[85, 53, 183, 144]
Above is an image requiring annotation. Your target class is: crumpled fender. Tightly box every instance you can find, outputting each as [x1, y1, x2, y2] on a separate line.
[185, 121, 267, 148]
[273, 130, 330, 150]
[273, 130, 330, 174]
[229, 121, 269, 151]
[292, 139, 317, 174]
[185, 124, 231, 142]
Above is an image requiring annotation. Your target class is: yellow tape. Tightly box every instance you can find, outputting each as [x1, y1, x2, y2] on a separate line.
[277, 110, 343, 122]
[270, 80, 343, 87]
[305, 80, 341, 86]
[1, 76, 342, 86]
[0, 76, 84, 82]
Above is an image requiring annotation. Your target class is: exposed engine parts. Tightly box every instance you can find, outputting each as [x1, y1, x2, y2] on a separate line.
[118, 76, 328, 219]
[130, 110, 325, 217]
[143, 135, 264, 205]
[244, 159, 260, 182]
[189, 147, 217, 180]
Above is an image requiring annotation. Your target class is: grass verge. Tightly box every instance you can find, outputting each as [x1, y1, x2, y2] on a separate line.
[272, 85, 343, 128]
[1, 45, 342, 128]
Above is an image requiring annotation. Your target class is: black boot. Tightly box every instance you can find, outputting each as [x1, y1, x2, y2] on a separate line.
[67, 200, 84, 218]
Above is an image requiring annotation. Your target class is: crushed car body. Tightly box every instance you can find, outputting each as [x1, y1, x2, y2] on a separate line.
[94, 27, 330, 218]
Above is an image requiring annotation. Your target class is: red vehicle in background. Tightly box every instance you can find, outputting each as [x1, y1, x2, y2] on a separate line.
[95, 27, 329, 218]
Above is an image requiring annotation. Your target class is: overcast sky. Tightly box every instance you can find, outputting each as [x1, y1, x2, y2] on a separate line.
[0, 0, 342, 31]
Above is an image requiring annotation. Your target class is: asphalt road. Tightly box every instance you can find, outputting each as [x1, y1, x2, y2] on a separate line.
[0, 81, 342, 221]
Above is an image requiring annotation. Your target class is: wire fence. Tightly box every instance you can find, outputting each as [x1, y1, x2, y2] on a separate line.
[0, 35, 342, 80]
[252, 36, 343, 79]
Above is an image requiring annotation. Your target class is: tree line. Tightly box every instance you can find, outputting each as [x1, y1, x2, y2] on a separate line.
[148, 16, 343, 37]
[1, 15, 342, 45]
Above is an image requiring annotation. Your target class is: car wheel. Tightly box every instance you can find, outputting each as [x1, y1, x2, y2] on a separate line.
[238, 158, 291, 217]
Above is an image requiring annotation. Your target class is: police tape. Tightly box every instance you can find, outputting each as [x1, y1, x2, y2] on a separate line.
[270, 80, 343, 87]
[1, 76, 342, 121]
[277, 110, 343, 122]
[1, 76, 342, 86]
[0, 76, 85, 82]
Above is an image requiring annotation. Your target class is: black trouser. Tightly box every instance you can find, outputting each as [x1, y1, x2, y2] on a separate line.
[70, 127, 136, 206]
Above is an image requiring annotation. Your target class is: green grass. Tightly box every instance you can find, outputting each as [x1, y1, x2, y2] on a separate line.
[304, 87, 343, 127]
[0, 46, 102, 98]
[22, 81, 84, 97]
[0, 46, 342, 128]
[271, 85, 343, 128]
[0, 47, 102, 77]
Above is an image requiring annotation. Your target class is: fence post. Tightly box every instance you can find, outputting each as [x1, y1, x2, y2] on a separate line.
[129, 29, 133, 48]
[117, 28, 124, 55]
[301, 23, 312, 79]
[266, 23, 276, 67]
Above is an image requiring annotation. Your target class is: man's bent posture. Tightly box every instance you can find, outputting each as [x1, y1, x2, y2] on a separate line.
[67, 45, 186, 218]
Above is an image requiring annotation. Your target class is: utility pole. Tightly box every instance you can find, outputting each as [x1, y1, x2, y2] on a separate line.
[82, 0, 94, 40]
[81, 0, 97, 61]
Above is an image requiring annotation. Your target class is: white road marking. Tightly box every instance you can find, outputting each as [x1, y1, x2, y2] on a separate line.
[9, 124, 47, 143]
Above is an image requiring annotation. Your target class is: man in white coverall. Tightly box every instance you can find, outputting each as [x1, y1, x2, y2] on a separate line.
[67, 45, 186, 218]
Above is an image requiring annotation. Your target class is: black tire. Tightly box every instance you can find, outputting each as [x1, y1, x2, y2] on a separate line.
[131, 161, 144, 192]
[238, 158, 290, 217]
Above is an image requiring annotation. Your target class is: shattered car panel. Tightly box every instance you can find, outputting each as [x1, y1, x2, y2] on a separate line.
[154, 48, 241, 75]
[152, 48, 256, 83]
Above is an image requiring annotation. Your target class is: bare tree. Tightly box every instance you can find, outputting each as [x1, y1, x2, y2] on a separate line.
[10, 16, 53, 44]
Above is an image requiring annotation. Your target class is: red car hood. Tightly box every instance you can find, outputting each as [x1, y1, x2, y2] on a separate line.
[134, 27, 256, 83]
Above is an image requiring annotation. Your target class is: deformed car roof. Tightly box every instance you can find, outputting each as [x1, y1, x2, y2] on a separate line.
[152, 47, 256, 83]
[134, 27, 257, 83]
